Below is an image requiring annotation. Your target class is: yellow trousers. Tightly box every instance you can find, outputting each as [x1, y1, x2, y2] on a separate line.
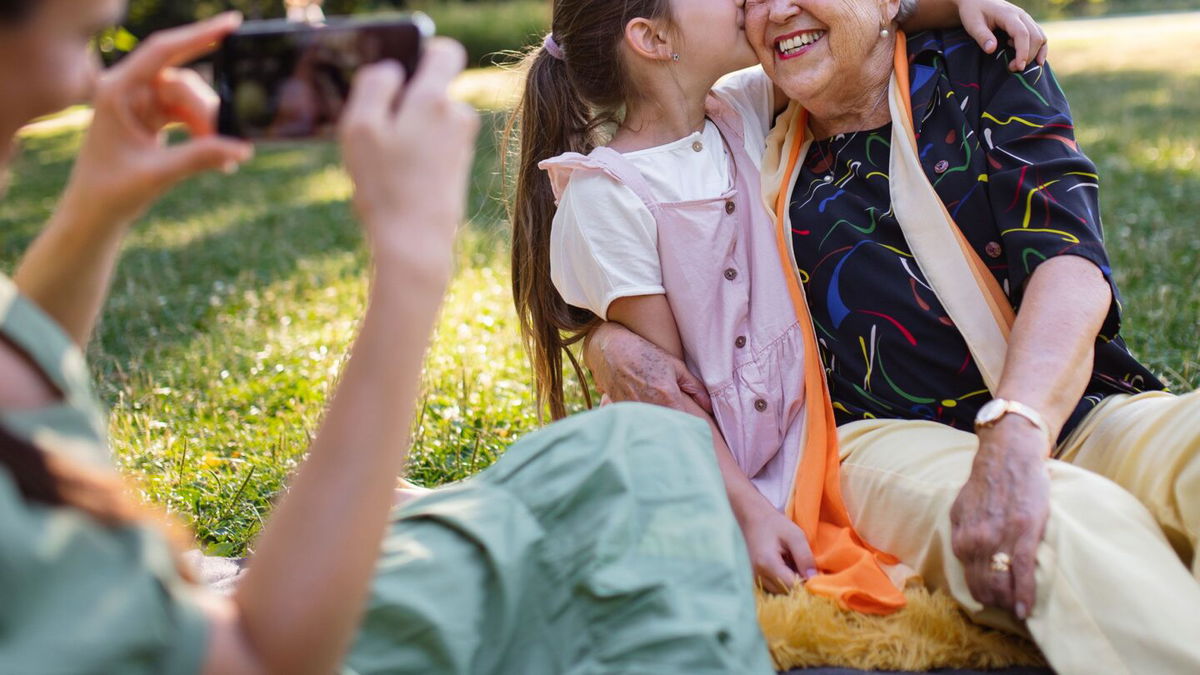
[837, 390, 1200, 675]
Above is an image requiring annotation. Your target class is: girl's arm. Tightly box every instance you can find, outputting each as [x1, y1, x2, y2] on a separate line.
[607, 295, 815, 593]
[902, 0, 1048, 71]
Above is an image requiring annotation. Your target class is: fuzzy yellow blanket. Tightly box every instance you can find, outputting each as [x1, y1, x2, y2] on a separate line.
[757, 585, 1046, 671]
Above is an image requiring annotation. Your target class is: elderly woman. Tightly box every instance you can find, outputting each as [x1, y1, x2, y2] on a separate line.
[587, 0, 1200, 671]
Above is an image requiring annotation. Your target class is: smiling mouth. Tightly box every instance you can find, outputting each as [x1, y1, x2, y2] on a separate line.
[775, 30, 826, 59]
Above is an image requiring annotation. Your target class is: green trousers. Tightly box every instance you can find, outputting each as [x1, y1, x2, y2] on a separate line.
[344, 403, 775, 675]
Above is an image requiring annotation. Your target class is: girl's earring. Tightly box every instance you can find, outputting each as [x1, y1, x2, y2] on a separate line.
[672, 53, 680, 62]
[880, 27, 890, 38]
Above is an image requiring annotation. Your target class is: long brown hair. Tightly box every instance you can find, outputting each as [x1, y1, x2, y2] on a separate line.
[0, 424, 197, 581]
[506, 0, 673, 420]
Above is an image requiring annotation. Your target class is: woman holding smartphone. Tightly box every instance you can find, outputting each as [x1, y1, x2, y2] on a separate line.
[0, 3, 770, 674]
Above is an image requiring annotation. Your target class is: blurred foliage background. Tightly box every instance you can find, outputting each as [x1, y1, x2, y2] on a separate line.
[115, 0, 1200, 67]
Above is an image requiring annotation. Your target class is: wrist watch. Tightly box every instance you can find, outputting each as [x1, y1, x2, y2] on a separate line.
[974, 398, 1055, 448]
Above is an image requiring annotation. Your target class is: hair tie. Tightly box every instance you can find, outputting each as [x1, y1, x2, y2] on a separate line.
[543, 33, 565, 61]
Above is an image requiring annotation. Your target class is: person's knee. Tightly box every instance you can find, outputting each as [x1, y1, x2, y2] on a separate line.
[488, 401, 720, 504]
[1049, 463, 1139, 509]
[556, 401, 712, 461]
[1046, 463, 1162, 543]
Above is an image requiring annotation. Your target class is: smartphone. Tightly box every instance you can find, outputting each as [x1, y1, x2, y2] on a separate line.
[214, 14, 434, 140]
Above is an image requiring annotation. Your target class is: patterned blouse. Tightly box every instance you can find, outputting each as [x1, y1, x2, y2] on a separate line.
[788, 29, 1163, 439]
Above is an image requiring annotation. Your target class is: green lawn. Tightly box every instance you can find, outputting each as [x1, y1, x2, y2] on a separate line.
[2, 13, 1198, 555]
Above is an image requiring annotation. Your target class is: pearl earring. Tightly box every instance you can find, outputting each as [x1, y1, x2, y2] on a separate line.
[880, 28, 890, 38]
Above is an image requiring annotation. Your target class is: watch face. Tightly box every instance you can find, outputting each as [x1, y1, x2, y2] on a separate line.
[977, 399, 1006, 425]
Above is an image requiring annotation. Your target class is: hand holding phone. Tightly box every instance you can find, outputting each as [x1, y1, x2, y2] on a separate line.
[339, 38, 479, 274]
[215, 14, 433, 140]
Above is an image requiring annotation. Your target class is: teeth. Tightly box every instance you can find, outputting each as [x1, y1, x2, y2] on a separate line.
[777, 31, 824, 55]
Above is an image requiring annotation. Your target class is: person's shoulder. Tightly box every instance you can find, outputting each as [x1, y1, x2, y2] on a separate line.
[557, 161, 644, 210]
[554, 161, 656, 240]
[906, 28, 1022, 82]
[713, 65, 772, 101]
[542, 149, 643, 210]
[0, 278, 61, 410]
[712, 66, 775, 151]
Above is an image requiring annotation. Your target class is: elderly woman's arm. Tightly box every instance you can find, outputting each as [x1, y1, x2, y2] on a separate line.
[950, 256, 1110, 619]
[947, 40, 1127, 618]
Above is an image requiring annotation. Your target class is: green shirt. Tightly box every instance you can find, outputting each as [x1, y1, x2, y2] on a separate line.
[0, 274, 209, 675]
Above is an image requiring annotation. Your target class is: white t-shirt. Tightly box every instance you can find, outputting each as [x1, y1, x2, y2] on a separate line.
[550, 66, 775, 320]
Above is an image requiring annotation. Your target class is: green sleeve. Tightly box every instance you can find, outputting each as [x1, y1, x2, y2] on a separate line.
[0, 470, 210, 675]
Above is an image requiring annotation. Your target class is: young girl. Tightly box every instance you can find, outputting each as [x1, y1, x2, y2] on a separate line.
[510, 0, 1047, 607]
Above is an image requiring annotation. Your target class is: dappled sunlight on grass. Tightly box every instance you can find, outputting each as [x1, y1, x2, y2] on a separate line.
[1044, 12, 1200, 76]
[289, 165, 354, 205]
[1, 13, 1196, 553]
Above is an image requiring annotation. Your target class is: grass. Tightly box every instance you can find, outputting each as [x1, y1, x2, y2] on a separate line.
[2, 12, 1198, 555]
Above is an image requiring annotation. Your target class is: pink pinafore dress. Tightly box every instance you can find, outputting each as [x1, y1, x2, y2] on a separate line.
[543, 95, 808, 510]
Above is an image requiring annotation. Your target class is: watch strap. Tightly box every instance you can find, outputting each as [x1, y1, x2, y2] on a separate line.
[976, 398, 1055, 449]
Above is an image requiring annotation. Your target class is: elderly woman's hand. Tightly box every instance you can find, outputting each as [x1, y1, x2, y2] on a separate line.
[955, 0, 1049, 71]
[950, 418, 1052, 620]
[584, 321, 713, 414]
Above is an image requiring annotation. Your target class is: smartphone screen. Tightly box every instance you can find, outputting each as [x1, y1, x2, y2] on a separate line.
[215, 14, 433, 140]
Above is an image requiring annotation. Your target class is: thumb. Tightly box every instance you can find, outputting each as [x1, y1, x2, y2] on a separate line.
[782, 525, 817, 579]
[155, 135, 254, 187]
[675, 361, 713, 414]
[960, 8, 998, 54]
[759, 553, 802, 594]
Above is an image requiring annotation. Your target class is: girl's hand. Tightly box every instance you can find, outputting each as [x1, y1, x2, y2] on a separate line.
[957, 0, 1049, 71]
[65, 12, 253, 230]
[735, 494, 816, 594]
[339, 38, 479, 280]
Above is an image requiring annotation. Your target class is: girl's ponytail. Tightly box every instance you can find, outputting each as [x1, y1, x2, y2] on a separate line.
[505, 0, 673, 420]
[507, 45, 597, 421]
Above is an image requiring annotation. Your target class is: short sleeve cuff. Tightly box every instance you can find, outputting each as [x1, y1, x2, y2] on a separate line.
[596, 286, 668, 321]
[1009, 250, 1122, 340]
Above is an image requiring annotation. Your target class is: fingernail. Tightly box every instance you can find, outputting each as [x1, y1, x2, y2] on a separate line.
[805, 568, 818, 579]
[1015, 602, 1028, 619]
[985, 39, 996, 51]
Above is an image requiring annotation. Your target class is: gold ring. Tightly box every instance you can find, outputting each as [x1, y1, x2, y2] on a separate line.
[990, 552, 1012, 573]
